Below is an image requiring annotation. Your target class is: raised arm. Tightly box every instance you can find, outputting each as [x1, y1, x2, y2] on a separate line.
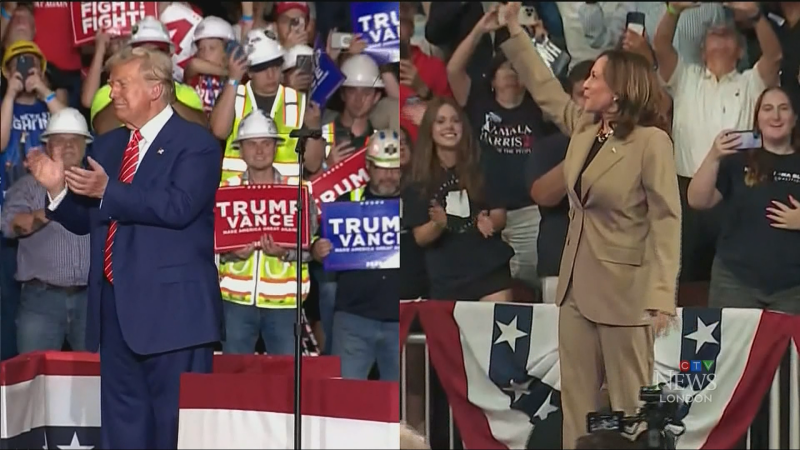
[499, 4, 583, 136]
[447, 7, 500, 107]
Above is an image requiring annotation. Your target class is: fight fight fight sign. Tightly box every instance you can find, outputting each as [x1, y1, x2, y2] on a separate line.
[70, 2, 158, 46]
[214, 184, 311, 252]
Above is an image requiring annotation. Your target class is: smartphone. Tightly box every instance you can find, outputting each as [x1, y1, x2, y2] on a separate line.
[586, 412, 624, 434]
[729, 130, 763, 150]
[331, 32, 352, 50]
[15, 55, 35, 82]
[518, 6, 539, 26]
[626, 12, 646, 35]
[295, 54, 314, 75]
[225, 39, 246, 61]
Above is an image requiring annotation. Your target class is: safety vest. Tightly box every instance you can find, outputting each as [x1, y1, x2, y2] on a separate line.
[221, 83, 306, 182]
[217, 174, 311, 308]
[350, 187, 365, 201]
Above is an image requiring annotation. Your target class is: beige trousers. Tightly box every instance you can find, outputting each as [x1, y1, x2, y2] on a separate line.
[558, 290, 654, 449]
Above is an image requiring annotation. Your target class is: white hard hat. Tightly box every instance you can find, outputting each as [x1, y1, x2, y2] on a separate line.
[245, 29, 284, 66]
[129, 16, 174, 52]
[193, 16, 235, 43]
[41, 108, 93, 144]
[340, 54, 384, 88]
[232, 109, 285, 148]
[365, 130, 400, 169]
[282, 44, 313, 71]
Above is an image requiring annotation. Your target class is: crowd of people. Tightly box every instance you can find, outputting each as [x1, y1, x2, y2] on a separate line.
[0, 1, 400, 376]
[0, 1, 799, 449]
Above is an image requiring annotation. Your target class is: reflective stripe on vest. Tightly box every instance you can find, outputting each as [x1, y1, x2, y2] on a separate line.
[218, 172, 311, 308]
[350, 187, 365, 202]
[320, 122, 337, 158]
[220, 83, 306, 182]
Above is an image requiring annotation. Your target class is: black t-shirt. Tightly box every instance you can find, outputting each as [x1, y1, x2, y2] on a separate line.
[715, 149, 800, 293]
[402, 168, 514, 299]
[465, 79, 549, 211]
[401, 179, 430, 299]
[525, 133, 570, 277]
[333, 189, 399, 322]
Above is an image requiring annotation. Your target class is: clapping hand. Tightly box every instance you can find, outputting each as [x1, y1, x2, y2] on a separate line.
[25, 147, 65, 196]
[476, 211, 495, 238]
[428, 200, 447, 228]
[260, 234, 288, 258]
[64, 157, 109, 198]
[766, 196, 800, 230]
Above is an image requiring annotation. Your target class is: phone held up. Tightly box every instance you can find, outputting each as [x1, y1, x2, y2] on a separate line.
[498, 5, 539, 26]
[331, 32, 352, 50]
[15, 55, 36, 83]
[626, 11, 646, 36]
[728, 130, 763, 150]
[225, 39, 247, 63]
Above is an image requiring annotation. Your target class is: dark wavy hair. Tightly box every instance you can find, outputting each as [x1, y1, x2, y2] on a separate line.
[409, 97, 484, 202]
[744, 87, 799, 187]
[599, 49, 671, 138]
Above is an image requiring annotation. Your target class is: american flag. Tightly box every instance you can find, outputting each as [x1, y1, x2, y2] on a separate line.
[401, 301, 797, 449]
[1, 353, 399, 449]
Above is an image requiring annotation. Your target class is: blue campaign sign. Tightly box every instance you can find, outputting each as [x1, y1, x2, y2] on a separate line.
[321, 199, 400, 271]
[310, 48, 345, 108]
[350, 2, 399, 65]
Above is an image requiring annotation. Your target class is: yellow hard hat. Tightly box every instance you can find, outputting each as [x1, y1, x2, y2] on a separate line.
[1, 40, 47, 78]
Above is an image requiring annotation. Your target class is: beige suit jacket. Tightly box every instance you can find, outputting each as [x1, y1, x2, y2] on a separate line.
[501, 32, 681, 326]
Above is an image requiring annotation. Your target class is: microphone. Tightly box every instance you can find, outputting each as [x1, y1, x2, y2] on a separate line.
[290, 128, 322, 139]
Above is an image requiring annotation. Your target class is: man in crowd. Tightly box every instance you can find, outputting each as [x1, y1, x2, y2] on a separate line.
[311, 130, 401, 381]
[217, 109, 316, 355]
[654, 1, 782, 283]
[211, 28, 317, 180]
[26, 46, 223, 449]
[0, 108, 91, 353]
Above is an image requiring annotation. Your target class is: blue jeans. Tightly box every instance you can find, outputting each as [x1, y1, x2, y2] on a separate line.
[222, 301, 295, 355]
[16, 282, 88, 354]
[0, 238, 21, 360]
[331, 311, 399, 381]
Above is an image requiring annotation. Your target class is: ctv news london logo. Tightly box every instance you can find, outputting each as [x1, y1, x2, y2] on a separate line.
[654, 360, 718, 404]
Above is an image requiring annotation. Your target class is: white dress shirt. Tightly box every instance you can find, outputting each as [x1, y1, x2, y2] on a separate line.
[48, 105, 175, 210]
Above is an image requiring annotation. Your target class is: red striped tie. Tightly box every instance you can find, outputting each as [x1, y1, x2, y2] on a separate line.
[103, 130, 142, 284]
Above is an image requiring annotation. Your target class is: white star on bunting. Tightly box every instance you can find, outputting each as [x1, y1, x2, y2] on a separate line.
[494, 316, 528, 352]
[685, 318, 719, 353]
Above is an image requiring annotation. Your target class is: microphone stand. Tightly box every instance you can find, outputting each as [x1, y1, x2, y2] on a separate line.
[290, 128, 322, 450]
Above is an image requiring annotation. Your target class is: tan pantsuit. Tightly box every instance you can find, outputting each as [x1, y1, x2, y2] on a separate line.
[501, 33, 681, 448]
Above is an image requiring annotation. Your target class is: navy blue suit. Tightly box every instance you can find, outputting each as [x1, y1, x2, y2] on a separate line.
[47, 112, 223, 449]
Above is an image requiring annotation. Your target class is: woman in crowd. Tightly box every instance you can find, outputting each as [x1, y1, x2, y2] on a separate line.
[445, 5, 552, 290]
[688, 86, 800, 313]
[403, 97, 513, 302]
[498, 3, 681, 448]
